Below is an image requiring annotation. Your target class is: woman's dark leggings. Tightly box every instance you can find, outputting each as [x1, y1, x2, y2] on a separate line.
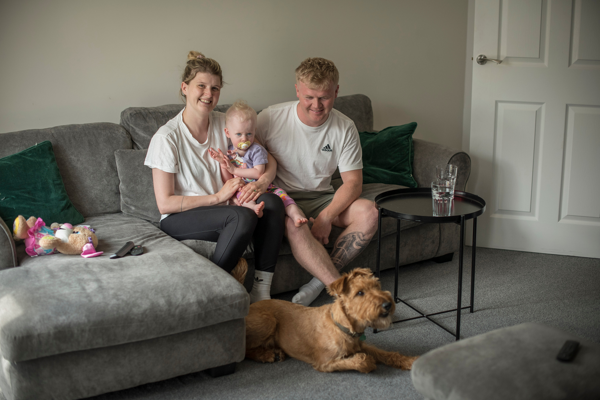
[160, 193, 285, 273]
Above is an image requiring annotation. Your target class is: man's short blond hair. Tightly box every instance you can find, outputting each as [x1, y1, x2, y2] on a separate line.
[295, 57, 339, 89]
[225, 99, 257, 127]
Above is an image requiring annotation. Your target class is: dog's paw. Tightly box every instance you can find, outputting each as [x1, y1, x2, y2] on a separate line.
[355, 353, 377, 374]
[273, 348, 286, 362]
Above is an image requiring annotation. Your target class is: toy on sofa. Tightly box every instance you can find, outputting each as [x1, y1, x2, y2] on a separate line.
[12, 215, 102, 258]
[40, 226, 103, 257]
[13, 215, 59, 256]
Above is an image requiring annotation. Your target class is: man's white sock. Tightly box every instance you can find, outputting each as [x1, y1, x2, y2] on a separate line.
[250, 270, 274, 304]
[292, 277, 325, 306]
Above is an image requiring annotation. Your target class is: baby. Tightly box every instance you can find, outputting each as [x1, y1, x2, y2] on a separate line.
[209, 100, 307, 227]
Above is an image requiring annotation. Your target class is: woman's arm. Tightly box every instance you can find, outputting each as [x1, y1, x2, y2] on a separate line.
[152, 168, 243, 214]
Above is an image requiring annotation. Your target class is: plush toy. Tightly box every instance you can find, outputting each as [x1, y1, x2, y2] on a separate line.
[13, 216, 59, 256]
[39, 226, 103, 257]
[13, 215, 57, 240]
[12, 215, 102, 258]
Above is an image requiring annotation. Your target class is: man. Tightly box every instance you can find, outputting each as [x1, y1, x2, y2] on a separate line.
[254, 57, 379, 306]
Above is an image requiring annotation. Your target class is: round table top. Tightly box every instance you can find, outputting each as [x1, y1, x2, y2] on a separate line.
[374, 188, 486, 223]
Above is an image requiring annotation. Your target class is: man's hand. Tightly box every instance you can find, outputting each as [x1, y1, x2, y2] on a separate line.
[310, 214, 333, 245]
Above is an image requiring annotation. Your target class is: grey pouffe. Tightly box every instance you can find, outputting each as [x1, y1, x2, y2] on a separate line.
[411, 322, 600, 400]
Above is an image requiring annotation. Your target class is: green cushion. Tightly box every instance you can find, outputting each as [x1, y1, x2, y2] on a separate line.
[360, 122, 418, 188]
[0, 141, 84, 226]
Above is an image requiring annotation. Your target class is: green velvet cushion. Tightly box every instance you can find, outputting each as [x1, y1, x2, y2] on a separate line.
[360, 122, 418, 188]
[0, 141, 84, 226]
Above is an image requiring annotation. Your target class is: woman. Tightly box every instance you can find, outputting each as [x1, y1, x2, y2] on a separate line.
[144, 51, 284, 303]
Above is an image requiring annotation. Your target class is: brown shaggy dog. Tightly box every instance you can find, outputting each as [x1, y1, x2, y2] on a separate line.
[245, 268, 418, 373]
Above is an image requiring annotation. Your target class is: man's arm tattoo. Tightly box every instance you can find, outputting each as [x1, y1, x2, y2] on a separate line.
[330, 232, 369, 271]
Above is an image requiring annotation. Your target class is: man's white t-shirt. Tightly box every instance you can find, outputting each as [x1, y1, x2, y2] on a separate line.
[144, 109, 229, 220]
[255, 101, 362, 193]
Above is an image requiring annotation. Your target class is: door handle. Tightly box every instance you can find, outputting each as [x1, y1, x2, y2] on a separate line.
[476, 54, 503, 65]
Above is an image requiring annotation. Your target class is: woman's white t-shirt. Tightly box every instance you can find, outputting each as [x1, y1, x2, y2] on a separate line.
[144, 109, 229, 220]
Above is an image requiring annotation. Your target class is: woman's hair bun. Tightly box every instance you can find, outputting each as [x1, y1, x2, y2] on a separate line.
[187, 51, 205, 62]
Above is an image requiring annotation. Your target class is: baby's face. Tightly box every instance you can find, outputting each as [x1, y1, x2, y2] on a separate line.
[225, 116, 255, 151]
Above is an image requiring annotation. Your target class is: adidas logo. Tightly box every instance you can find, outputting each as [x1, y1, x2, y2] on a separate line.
[321, 144, 332, 152]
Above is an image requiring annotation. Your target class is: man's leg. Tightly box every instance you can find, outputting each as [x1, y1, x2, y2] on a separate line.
[285, 217, 340, 286]
[329, 198, 379, 270]
[290, 198, 379, 306]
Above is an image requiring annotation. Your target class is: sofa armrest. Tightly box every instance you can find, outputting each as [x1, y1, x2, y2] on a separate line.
[0, 216, 18, 270]
[412, 139, 471, 191]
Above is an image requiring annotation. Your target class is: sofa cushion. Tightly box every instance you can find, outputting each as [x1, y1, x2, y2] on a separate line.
[119, 94, 374, 150]
[360, 123, 418, 188]
[0, 213, 248, 362]
[0, 141, 84, 227]
[0, 123, 132, 218]
[120, 104, 231, 150]
[115, 149, 161, 225]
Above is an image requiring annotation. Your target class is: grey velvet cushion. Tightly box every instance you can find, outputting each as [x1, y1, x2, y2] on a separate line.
[119, 94, 374, 150]
[411, 322, 600, 400]
[0, 319, 245, 400]
[0, 123, 132, 217]
[115, 149, 161, 225]
[120, 104, 231, 150]
[0, 214, 248, 362]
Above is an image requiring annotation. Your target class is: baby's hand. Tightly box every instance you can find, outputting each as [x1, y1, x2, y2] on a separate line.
[208, 148, 225, 162]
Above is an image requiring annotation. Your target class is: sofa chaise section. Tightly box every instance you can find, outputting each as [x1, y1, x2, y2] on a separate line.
[0, 123, 249, 400]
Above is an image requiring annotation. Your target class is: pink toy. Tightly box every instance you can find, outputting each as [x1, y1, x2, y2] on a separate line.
[24, 218, 58, 257]
[81, 237, 103, 258]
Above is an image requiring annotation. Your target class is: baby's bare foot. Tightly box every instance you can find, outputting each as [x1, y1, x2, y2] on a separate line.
[287, 205, 308, 227]
[294, 217, 308, 227]
[255, 201, 265, 218]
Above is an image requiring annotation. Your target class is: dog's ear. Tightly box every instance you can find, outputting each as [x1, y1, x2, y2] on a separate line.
[327, 275, 348, 297]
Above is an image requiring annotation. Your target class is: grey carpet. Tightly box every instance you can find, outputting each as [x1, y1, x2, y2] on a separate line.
[2, 247, 599, 399]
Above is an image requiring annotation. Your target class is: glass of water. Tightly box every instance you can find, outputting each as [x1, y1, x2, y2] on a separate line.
[431, 179, 454, 216]
[436, 164, 458, 189]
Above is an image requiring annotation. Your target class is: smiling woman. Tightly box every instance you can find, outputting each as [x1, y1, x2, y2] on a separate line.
[143, 51, 285, 295]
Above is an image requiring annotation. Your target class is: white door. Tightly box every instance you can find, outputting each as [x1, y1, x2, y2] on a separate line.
[469, 0, 600, 258]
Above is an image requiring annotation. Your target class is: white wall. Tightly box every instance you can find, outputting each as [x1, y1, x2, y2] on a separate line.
[0, 0, 468, 149]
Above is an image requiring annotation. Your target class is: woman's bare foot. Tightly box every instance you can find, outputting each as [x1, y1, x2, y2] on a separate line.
[287, 204, 308, 227]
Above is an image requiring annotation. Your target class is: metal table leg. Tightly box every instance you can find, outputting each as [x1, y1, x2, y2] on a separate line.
[470, 217, 477, 313]
[456, 215, 465, 341]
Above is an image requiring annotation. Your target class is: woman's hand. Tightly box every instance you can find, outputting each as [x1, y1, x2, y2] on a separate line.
[217, 177, 245, 203]
[237, 179, 268, 204]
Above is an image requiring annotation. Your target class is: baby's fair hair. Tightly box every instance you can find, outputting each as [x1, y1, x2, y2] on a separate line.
[225, 100, 257, 127]
[179, 51, 223, 102]
[295, 57, 339, 89]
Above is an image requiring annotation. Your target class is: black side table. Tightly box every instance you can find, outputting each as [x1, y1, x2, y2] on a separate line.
[374, 188, 486, 340]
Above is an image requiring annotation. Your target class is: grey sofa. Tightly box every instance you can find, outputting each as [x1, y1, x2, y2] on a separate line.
[0, 94, 470, 399]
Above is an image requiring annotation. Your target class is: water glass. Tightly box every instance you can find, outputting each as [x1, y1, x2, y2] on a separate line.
[436, 164, 458, 188]
[431, 179, 454, 216]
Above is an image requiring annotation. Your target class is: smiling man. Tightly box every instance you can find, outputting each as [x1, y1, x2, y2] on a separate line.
[255, 57, 379, 306]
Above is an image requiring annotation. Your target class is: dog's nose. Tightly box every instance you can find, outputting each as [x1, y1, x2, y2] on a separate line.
[382, 302, 392, 311]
